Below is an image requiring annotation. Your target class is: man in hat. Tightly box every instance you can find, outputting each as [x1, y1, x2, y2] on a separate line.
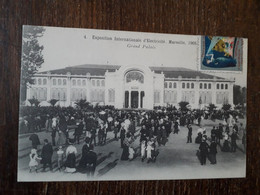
[90, 126, 97, 146]
[230, 128, 238, 152]
[199, 137, 209, 165]
[187, 124, 193, 143]
[74, 119, 84, 144]
[41, 139, 53, 172]
[209, 140, 217, 164]
[51, 116, 58, 146]
[78, 137, 92, 171]
[85, 145, 97, 177]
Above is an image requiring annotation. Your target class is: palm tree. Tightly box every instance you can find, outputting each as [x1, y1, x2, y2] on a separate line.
[49, 99, 58, 107]
[222, 103, 231, 112]
[75, 99, 91, 110]
[28, 98, 35, 106]
[178, 101, 190, 112]
[208, 103, 217, 113]
[28, 98, 40, 107]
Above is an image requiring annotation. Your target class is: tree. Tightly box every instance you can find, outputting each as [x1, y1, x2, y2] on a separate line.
[233, 85, 247, 105]
[75, 99, 92, 110]
[208, 103, 217, 113]
[20, 26, 45, 102]
[178, 101, 190, 112]
[27, 98, 40, 107]
[49, 99, 58, 107]
[222, 104, 231, 112]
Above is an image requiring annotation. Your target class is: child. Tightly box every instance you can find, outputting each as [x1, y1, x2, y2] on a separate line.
[29, 149, 42, 173]
[57, 146, 64, 171]
[141, 140, 146, 162]
[146, 138, 155, 163]
[128, 147, 135, 161]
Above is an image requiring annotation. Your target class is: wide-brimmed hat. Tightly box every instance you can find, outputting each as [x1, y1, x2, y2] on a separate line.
[31, 149, 37, 154]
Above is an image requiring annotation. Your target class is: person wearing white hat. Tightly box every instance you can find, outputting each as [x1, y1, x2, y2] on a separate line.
[29, 148, 42, 173]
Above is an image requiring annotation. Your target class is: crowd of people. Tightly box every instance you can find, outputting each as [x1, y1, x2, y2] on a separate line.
[25, 105, 246, 176]
[194, 114, 246, 165]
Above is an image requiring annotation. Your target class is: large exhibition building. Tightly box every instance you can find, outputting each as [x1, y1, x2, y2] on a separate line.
[26, 64, 234, 109]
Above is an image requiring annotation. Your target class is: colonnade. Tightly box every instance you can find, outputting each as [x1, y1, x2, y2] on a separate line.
[125, 90, 144, 109]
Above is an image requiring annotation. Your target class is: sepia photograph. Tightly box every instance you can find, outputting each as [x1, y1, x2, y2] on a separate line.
[18, 25, 247, 181]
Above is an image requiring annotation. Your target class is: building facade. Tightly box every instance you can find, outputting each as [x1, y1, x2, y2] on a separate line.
[26, 64, 234, 109]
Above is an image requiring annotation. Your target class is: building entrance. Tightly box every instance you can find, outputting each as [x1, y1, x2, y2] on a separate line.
[131, 91, 138, 108]
[124, 91, 144, 109]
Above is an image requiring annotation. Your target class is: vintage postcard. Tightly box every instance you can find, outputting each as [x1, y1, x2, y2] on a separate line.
[18, 26, 247, 181]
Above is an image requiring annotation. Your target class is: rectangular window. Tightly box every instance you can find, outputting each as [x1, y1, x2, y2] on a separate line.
[109, 89, 115, 102]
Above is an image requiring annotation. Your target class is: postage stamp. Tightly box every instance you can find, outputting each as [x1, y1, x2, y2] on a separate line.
[200, 36, 244, 72]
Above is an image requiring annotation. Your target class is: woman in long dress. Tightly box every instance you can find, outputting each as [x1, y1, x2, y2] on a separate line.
[64, 140, 77, 173]
[121, 133, 131, 160]
[222, 132, 230, 152]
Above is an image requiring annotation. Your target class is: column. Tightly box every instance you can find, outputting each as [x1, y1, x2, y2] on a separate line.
[46, 76, 51, 101]
[194, 77, 200, 109]
[177, 76, 182, 104]
[128, 90, 131, 108]
[229, 82, 234, 106]
[86, 78, 91, 102]
[138, 91, 141, 108]
[212, 82, 216, 105]
[66, 77, 71, 106]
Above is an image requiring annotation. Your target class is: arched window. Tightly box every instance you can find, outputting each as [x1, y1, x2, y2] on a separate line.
[204, 83, 207, 89]
[126, 71, 144, 83]
[43, 78, 47, 85]
[164, 82, 168, 88]
[208, 83, 211, 89]
[221, 84, 224, 89]
[182, 83, 185, 89]
[217, 83, 219, 89]
[63, 79, 67, 85]
[77, 80, 81, 86]
[53, 79, 56, 85]
[200, 83, 203, 89]
[225, 84, 228, 89]
[82, 80, 86, 86]
[173, 82, 177, 88]
[101, 80, 105, 87]
[97, 80, 100, 87]
[92, 80, 95, 86]
[191, 83, 194, 89]
[187, 83, 190, 89]
[169, 82, 172, 88]
[72, 80, 76, 86]
[58, 79, 62, 85]
[38, 78, 42, 85]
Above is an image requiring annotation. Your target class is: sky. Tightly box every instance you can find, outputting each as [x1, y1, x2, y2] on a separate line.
[35, 26, 247, 87]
